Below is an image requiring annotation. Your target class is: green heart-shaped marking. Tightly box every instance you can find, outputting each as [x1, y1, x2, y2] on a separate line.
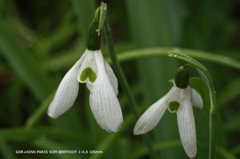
[80, 67, 97, 83]
[169, 101, 180, 112]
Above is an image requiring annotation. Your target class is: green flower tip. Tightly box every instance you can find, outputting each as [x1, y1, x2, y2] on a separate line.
[80, 67, 97, 83]
[169, 101, 180, 112]
[175, 66, 189, 89]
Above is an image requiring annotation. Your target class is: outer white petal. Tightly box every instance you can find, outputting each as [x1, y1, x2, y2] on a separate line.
[176, 88, 197, 158]
[104, 61, 118, 95]
[191, 88, 203, 109]
[134, 86, 176, 135]
[77, 49, 98, 84]
[89, 50, 123, 132]
[48, 53, 86, 118]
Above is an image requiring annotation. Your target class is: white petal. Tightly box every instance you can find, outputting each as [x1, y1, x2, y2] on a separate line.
[168, 85, 187, 103]
[191, 88, 203, 109]
[86, 82, 94, 91]
[177, 93, 197, 158]
[134, 86, 176, 135]
[48, 54, 85, 118]
[77, 49, 98, 84]
[89, 50, 123, 132]
[104, 61, 118, 95]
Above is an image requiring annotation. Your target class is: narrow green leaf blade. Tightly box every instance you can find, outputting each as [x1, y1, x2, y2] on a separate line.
[0, 21, 53, 101]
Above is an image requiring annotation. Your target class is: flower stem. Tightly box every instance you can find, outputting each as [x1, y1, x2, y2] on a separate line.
[103, 8, 157, 159]
[168, 51, 217, 159]
[104, 48, 240, 71]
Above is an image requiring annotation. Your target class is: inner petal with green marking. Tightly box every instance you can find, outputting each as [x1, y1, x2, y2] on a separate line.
[168, 101, 180, 112]
[80, 67, 97, 83]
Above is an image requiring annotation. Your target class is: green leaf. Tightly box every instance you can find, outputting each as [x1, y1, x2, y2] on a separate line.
[25, 91, 56, 129]
[39, 10, 78, 57]
[189, 77, 210, 158]
[125, 0, 180, 158]
[189, 77, 210, 144]
[224, 114, 240, 133]
[89, 112, 136, 159]
[217, 78, 240, 110]
[0, 137, 17, 159]
[129, 141, 236, 159]
[31, 139, 81, 159]
[0, 127, 89, 146]
[0, 21, 53, 101]
[71, 0, 96, 41]
[189, 77, 210, 109]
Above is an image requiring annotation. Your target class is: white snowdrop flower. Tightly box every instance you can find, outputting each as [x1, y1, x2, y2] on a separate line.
[48, 17, 123, 133]
[48, 49, 123, 132]
[134, 66, 203, 158]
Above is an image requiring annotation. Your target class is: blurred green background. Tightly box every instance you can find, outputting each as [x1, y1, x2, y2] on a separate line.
[0, 0, 240, 158]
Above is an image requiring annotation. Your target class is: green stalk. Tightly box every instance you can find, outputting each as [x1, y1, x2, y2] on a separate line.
[168, 51, 217, 159]
[103, 6, 157, 159]
[44, 47, 240, 72]
[107, 48, 240, 70]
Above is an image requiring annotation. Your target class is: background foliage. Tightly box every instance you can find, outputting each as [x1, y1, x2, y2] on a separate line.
[0, 0, 240, 158]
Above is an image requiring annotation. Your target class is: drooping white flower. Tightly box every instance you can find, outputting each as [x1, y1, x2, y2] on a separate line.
[133, 84, 203, 158]
[48, 49, 123, 132]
